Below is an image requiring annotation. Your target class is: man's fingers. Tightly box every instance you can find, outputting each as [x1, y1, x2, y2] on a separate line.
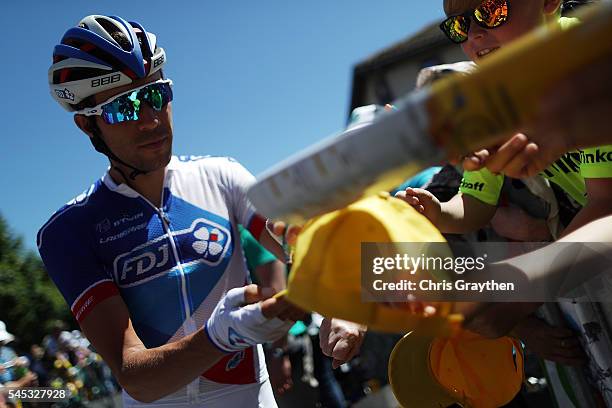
[271, 221, 302, 243]
[260, 295, 305, 320]
[462, 149, 490, 171]
[332, 358, 344, 369]
[405, 195, 421, 206]
[495, 145, 536, 179]
[395, 190, 424, 209]
[330, 337, 362, 369]
[321, 333, 339, 357]
[405, 187, 429, 197]
[520, 143, 550, 178]
[394, 190, 408, 201]
[271, 221, 287, 236]
[277, 307, 307, 322]
[276, 380, 293, 395]
[244, 285, 276, 304]
[330, 340, 352, 368]
[260, 296, 289, 319]
[321, 340, 333, 356]
[486, 134, 529, 174]
[462, 157, 482, 171]
[276, 299, 308, 321]
[404, 188, 432, 204]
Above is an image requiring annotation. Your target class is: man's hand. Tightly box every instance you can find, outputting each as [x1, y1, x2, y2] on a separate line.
[319, 318, 366, 369]
[456, 133, 548, 179]
[454, 55, 612, 181]
[260, 291, 308, 322]
[394, 187, 442, 225]
[205, 285, 295, 353]
[270, 221, 301, 246]
[512, 315, 585, 366]
[460, 148, 493, 172]
[461, 302, 542, 338]
[266, 352, 293, 395]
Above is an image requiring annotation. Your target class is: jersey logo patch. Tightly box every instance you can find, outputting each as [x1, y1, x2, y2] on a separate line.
[460, 180, 485, 191]
[228, 327, 254, 349]
[226, 350, 246, 371]
[113, 218, 231, 288]
[192, 225, 226, 259]
[580, 149, 612, 164]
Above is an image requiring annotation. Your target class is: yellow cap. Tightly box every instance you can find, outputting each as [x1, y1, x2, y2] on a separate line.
[285, 192, 462, 335]
[389, 330, 524, 408]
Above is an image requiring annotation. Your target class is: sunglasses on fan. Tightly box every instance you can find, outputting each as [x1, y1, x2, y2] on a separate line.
[76, 79, 173, 125]
[440, 0, 510, 44]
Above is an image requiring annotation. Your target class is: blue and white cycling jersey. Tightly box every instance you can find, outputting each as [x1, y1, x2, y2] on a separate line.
[37, 155, 270, 404]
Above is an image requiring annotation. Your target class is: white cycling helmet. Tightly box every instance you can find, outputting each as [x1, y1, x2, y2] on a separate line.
[49, 15, 166, 111]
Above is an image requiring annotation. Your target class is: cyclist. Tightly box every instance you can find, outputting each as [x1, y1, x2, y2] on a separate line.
[38, 14, 309, 407]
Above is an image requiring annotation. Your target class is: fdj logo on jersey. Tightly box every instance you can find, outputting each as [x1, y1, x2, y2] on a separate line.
[113, 218, 231, 287]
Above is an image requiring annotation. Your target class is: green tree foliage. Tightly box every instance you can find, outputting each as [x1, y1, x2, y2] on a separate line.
[0, 214, 72, 347]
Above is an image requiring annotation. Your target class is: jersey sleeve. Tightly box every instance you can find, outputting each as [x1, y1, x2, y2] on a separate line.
[37, 211, 119, 324]
[220, 158, 265, 238]
[579, 145, 612, 179]
[239, 225, 277, 275]
[459, 168, 505, 206]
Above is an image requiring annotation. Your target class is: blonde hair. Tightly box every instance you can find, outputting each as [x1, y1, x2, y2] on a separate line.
[443, 0, 484, 15]
[416, 61, 477, 89]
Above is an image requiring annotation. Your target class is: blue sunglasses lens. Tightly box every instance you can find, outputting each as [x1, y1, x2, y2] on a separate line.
[101, 82, 173, 124]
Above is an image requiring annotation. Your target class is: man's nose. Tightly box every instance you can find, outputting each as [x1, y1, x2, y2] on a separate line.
[137, 103, 160, 131]
[468, 20, 486, 41]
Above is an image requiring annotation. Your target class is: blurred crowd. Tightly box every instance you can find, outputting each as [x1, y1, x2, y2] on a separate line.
[0, 320, 119, 408]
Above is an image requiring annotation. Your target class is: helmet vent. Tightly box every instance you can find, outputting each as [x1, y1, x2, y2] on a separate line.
[96, 18, 132, 51]
[53, 67, 110, 84]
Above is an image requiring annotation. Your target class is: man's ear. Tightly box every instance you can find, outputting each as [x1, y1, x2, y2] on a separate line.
[74, 114, 95, 139]
[543, 0, 562, 15]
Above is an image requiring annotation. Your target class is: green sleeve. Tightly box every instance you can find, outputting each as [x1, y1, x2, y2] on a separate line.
[239, 225, 277, 273]
[459, 168, 504, 206]
[579, 145, 612, 179]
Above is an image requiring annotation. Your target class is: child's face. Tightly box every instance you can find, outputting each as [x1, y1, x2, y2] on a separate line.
[460, 0, 549, 62]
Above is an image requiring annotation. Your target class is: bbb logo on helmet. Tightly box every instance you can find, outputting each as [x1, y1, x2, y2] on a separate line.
[113, 218, 231, 288]
[153, 54, 164, 68]
[91, 73, 121, 88]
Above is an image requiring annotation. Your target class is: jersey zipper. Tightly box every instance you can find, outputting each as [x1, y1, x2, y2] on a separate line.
[136, 194, 195, 333]
[158, 208, 195, 331]
[138, 191, 200, 403]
